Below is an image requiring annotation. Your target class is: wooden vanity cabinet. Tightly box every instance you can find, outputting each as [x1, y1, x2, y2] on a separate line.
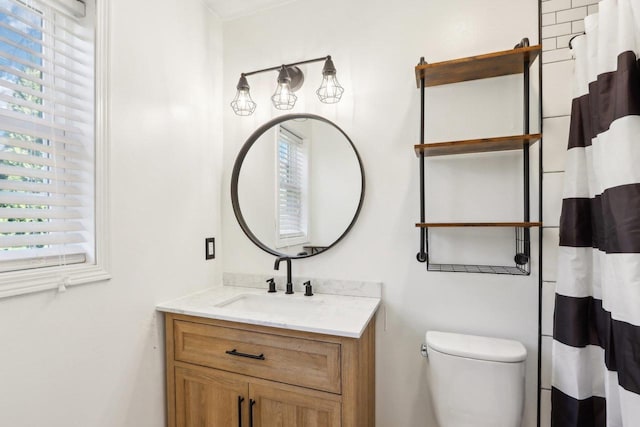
[164, 313, 375, 427]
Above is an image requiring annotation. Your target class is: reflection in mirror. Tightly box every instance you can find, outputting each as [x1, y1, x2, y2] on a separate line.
[234, 115, 364, 258]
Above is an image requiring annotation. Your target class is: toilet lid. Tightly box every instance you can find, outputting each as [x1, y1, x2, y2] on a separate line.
[425, 331, 527, 363]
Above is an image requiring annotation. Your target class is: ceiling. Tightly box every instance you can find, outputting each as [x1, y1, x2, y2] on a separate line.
[204, 0, 298, 21]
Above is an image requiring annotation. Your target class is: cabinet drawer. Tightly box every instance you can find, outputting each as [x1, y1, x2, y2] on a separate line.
[174, 320, 341, 393]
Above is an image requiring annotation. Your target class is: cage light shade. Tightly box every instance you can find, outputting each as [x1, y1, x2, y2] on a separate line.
[317, 57, 344, 103]
[317, 74, 344, 103]
[231, 75, 256, 116]
[271, 67, 297, 110]
[231, 88, 256, 115]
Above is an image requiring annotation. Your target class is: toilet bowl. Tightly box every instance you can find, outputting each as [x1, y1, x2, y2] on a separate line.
[425, 331, 527, 427]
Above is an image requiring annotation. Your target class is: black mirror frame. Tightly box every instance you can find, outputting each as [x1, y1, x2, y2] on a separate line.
[231, 113, 365, 259]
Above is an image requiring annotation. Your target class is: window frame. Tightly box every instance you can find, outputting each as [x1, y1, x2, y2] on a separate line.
[0, 0, 110, 298]
[274, 124, 310, 249]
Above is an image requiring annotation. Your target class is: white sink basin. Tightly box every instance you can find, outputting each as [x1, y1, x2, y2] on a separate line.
[215, 293, 325, 317]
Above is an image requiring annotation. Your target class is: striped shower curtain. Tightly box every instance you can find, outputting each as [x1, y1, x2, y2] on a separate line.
[551, 0, 640, 426]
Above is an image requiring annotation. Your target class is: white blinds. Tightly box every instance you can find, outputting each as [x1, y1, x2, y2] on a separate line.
[0, 0, 95, 272]
[277, 126, 308, 242]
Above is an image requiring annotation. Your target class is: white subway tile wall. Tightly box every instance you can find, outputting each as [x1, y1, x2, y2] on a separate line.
[542, 60, 573, 116]
[540, 0, 597, 420]
[572, 20, 585, 33]
[541, 389, 552, 427]
[541, 336, 554, 389]
[556, 33, 576, 49]
[543, 172, 564, 227]
[542, 12, 557, 26]
[543, 37, 557, 51]
[542, 0, 571, 14]
[542, 227, 559, 282]
[542, 281, 556, 335]
[541, 0, 597, 64]
[542, 116, 570, 172]
[571, 0, 599, 7]
[542, 22, 572, 38]
[544, 47, 572, 63]
[556, 7, 587, 23]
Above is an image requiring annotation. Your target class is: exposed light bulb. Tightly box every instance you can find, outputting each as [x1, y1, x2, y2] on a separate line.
[271, 67, 297, 110]
[232, 89, 256, 115]
[231, 75, 256, 116]
[317, 74, 344, 103]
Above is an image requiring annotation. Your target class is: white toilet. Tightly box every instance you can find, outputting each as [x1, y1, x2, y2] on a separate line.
[425, 331, 527, 427]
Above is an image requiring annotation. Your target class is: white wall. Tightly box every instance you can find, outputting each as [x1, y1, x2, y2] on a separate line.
[221, 1, 540, 426]
[238, 126, 277, 247]
[0, 0, 223, 425]
[308, 119, 361, 247]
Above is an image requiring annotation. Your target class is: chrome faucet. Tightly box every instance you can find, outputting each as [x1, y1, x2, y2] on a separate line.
[274, 257, 294, 294]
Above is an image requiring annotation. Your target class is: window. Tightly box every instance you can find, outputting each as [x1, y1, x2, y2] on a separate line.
[275, 125, 309, 248]
[0, 0, 109, 297]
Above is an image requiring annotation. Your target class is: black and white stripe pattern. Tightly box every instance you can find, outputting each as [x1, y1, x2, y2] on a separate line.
[552, 1, 640, 426]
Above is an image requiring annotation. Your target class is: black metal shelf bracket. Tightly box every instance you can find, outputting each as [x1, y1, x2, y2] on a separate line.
[417, 56, 428, 264]
[522, 38, 532, 269]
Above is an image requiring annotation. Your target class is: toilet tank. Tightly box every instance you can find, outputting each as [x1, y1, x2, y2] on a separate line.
[425, 331, 527, 427]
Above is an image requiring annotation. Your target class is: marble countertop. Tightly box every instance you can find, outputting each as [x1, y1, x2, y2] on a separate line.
[156, 285, 381, 338]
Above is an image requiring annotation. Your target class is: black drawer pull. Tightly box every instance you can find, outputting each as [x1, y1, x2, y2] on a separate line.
[225, 349, 265, 360]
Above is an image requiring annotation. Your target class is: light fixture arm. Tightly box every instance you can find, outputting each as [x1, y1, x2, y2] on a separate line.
[242, 55, 331, 77]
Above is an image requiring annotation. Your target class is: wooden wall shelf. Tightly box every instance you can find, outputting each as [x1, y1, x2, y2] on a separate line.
[416, 222, 542, 228]
[414, 45, 541, 88]
[414, 134, 541, 157]
[414, 38, 542, 275]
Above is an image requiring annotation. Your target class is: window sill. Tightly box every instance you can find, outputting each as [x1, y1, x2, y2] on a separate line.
[276, 237, 310, 249]
[0, 263, 111, 299]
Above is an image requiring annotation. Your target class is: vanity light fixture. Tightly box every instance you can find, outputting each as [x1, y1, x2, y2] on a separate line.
[230, 55, 344, 116]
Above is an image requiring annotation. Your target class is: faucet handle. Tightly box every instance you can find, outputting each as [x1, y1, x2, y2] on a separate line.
[304, 280, 313, 297]
[266, 278, 277, 293]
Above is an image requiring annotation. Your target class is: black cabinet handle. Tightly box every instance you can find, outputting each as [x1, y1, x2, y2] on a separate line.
[237, 396, 244, 427]
[249, 399, 256, 427]
[225, 349, 265, 360]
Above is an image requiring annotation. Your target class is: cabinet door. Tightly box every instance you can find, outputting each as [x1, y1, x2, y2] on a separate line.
[249, 381, 341, 427]
[175, 366, 248, 427]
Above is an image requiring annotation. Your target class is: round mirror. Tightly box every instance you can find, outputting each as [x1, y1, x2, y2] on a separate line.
[231, 114, 365, 258]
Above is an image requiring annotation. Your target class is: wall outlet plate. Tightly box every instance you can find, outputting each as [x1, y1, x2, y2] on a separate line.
[205, 237, 215, 260]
